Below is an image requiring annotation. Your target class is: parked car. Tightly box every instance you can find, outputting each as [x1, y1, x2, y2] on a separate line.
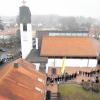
[0, 57, 7, 65]
[0, 47, 6, 52]
[32, 38, 36, 48]
[7, 53, 14, 59]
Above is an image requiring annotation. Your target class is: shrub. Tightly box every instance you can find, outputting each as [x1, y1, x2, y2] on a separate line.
[92, 83, 100, 92]
[82, 81, 91, 91]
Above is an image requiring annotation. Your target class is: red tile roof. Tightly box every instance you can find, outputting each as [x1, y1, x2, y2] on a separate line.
[40, 36, 97, 57]
[96, 66, 100, 70]
[0, 28, 18, 35]
[0, 58, 46, 100]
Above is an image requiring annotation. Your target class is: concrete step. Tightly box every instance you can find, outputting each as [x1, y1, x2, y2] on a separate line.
[51, 93, 61, 100]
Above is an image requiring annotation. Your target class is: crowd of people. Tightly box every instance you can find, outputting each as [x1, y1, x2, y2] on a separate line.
[47, 72, 77, 85]
[46, 69, 100, 85]
[78, 69, 100, 77]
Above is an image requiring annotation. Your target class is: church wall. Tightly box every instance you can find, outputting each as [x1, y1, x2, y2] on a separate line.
[47, 58, 97, 67]
[88, 59, 97, 67]
[20, 24, 32, 59]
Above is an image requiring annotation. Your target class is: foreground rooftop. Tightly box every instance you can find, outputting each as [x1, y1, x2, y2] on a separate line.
[0, 58, 46, 100]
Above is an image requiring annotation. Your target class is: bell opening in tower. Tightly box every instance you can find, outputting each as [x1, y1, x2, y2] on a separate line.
[23, 24, 27, 31]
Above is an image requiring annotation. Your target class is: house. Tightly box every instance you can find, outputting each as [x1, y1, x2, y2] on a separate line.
[0, 27, 18, 38]
[0, 58, 46, 100]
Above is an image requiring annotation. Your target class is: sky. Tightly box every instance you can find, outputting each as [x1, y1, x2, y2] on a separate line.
[0, 0, 100, 18]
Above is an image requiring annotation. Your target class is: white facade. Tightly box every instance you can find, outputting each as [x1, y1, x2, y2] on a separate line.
[33, 58, 97, 73]
[36, 38, 38, 49]
[49, 32, 88, 37]
[34, 63, 40, 71]
[47, 58, 97, 68]
[20, 24, 32, 59]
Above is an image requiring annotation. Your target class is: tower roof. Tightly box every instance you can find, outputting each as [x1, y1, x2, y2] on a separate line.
[19, 5, 31, 24]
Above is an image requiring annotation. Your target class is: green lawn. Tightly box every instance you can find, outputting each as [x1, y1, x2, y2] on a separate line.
[58, 84, 100, 100]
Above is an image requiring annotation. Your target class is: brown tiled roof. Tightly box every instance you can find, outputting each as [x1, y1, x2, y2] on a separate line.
[96, 66, 100, 70]
[40, 36, 97, 57]
[0, 58, 46, 100]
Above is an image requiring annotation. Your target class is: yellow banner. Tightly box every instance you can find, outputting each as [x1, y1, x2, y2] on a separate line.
[61, 58, 65, 74]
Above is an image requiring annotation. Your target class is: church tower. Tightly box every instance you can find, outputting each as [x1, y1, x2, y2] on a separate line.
[19, 1, 32, 59]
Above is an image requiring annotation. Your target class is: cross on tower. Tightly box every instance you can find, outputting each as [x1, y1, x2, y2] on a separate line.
[22, 0, 26, 5]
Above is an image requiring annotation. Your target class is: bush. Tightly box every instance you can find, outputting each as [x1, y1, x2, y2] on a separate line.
[92, 83, 100, 92]
[81, 81, 100, 92]
[82, 81, 91, 91]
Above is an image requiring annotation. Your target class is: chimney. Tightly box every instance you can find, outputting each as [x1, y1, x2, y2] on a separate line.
[14, 63, 19, 68]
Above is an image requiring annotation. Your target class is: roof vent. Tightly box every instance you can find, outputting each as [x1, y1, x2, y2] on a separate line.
[14, 63, 19, 68]
[38, 78, 44, 83]
[35, 87, 42, 93]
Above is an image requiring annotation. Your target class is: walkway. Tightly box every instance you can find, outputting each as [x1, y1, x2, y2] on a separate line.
[47, 83, 58, 93]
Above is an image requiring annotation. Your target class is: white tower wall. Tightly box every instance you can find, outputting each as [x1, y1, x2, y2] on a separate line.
[20, 24, 32, 59]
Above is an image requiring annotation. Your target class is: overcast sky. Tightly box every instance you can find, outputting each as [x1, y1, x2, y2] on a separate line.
[0, 0, 100, 18]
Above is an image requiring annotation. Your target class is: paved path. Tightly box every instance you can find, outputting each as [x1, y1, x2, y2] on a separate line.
[47, 83, 58, 93]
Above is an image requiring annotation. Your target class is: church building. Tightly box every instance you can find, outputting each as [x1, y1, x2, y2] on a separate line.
[19, 1, 99, 74]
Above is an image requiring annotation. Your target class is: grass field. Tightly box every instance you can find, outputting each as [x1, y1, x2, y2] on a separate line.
[58, 84, 100, 100]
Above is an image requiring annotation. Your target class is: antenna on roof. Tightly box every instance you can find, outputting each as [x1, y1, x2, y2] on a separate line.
[22, 0, 26, 5]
